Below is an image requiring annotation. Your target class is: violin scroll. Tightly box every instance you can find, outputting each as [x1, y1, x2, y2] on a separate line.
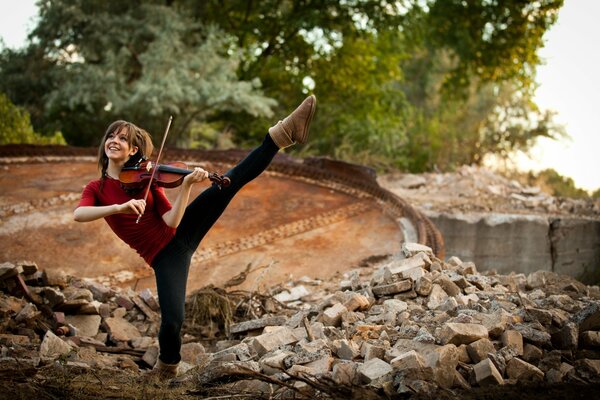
[208, 172, 231, 189]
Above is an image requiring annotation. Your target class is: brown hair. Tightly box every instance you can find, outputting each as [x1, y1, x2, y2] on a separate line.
[98, 120, 154, 190]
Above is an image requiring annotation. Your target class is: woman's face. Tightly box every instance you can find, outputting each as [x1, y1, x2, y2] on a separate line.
[104, 127, 138, 164]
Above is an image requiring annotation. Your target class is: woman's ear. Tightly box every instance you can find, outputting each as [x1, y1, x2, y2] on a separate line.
[129, 146, 139, 156]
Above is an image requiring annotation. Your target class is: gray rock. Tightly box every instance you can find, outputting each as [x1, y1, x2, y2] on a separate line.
[39, 330, 73, 359]
[65, 315, 101, 337]
[322, 303, 348, 326]
[104, 317, 141, 342]
[372, 279, 412, 297]
[506, 357, 544, 381]
[230, 316, 288, 334]
[357, 358, 393, 385]
[438, 323, 488, 345]
[473, 358, 504, 386]
[251, 327, 300, 356]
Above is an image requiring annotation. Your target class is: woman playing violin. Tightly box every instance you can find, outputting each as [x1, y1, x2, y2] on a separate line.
[73, 95, 317, 378]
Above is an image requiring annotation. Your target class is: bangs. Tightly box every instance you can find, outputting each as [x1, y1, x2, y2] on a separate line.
[104, 120, 135, 145]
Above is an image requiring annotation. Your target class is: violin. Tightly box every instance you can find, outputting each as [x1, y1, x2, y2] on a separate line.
[119, 160, 231, 190]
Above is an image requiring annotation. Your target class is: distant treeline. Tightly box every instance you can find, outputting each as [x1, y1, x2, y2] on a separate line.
[1, 0, 565, 174]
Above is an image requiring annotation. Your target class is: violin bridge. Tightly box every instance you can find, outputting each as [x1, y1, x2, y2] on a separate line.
[146, 161, 153, 171]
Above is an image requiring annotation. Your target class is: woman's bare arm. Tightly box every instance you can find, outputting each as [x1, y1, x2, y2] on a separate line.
[73, 199, 146, 222]
[161, 168, 208, 228]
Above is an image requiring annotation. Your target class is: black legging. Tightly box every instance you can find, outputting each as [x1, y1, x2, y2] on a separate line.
[150, 134, 279, 364]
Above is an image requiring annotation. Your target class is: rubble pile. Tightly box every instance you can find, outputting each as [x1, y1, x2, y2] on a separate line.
[379, 165, 600, 217]
[0, 244, 600, 398]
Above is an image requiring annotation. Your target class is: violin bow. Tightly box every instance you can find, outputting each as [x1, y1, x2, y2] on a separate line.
[136, 115, 173, 224]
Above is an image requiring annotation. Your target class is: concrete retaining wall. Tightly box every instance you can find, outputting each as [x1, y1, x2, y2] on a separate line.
[425, 211, 600, 284]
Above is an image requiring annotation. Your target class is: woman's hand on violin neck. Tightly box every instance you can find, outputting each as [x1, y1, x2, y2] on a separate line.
[182, 167, 209, 187]
[118, 199, 146, 215]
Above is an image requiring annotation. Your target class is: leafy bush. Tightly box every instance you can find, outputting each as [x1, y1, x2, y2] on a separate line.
[0, 93, 65, 145]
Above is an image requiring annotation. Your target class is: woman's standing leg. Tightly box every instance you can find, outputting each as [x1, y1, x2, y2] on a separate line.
[151, 241, 192, 365]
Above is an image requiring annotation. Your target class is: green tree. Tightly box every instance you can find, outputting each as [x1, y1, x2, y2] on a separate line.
[533, 168, 590, 199]
[0, 0, 565, 173]
[19, 1, 276, 146]
[0, 93, 65, 145]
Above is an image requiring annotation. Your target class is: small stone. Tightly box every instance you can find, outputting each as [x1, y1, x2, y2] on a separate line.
[63, 287, 93, 302]
[230, 316, 288, 334]
[361, 342, 386, 361]
[512, 324, 551, 347]
[274, 285, 310, 302]
[15, 303, 40, 323]
[260, 350, 293, 375]
[401, 242, 433, 258]
[332, 360, 359, 385]
[433, 274, 461, 297]
[438, 323, 489, 346]
[460, 262, 477, 275]
[527, 308, 553, 326]
[0, 334, 30, 346]
[115, 295, 135, 310]
[581, 331, 600, 348]
[322, 303, 348, 327]
[357, 358, 393, 385]
[501, 330, 524, 356]
[104, 317, 142, 342]
[571, 303, 600, 332]
[506, 358, 544, 381]
[333, 339, 360, 360]
[130, 336, 155, 350]
[422, 344, 460, 389]
[467, 338, 496, 364]
[573, 359, 600, 383]
[389, 350, 425, 370]
[415, 276, 433, 296]
[16, 262, 37, 276]
[251, 327, 300, 356]
[372, 279, 412, 297]
[473, 358, 504, 386]
[522, 344, 543, 364]
[551, 322, 578, 350]
[138, 288, 160, 311]
[302, 355, 334, 375]
[39, 330, 73, 359]
[132, 296, 158, 321]
[44, 270, 68, 288]
[344, 293, 370, 312]
[426, 284, 448, 310]
[526, 271, 546, 290]
[65, 315, 101, 337]
[181, 342, 207, 364]
[214, 342, 255, 362]
[142, 346, 159, 368]
[82, 279, 113, 302]
[0, 262, 21, 280]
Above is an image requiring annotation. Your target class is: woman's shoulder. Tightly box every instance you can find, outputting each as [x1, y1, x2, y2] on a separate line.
[84, 178, 103, 188]
[80, 178, 104, 193]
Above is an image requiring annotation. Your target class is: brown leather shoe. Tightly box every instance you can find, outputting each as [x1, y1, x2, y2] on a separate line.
[150, 359, 180, 380]
[269, 95, 317, 148]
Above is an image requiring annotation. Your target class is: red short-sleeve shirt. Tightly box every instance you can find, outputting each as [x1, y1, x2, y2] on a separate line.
[77, 177, 176, 265]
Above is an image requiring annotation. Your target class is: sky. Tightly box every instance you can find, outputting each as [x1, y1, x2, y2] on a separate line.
[0, 0, 598, 192]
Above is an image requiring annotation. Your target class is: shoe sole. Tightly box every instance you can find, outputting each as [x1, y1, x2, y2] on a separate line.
[298, 95, 317, 144]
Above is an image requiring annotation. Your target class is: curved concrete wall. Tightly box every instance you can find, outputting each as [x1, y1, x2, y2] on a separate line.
[425, 211, 600, 284]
